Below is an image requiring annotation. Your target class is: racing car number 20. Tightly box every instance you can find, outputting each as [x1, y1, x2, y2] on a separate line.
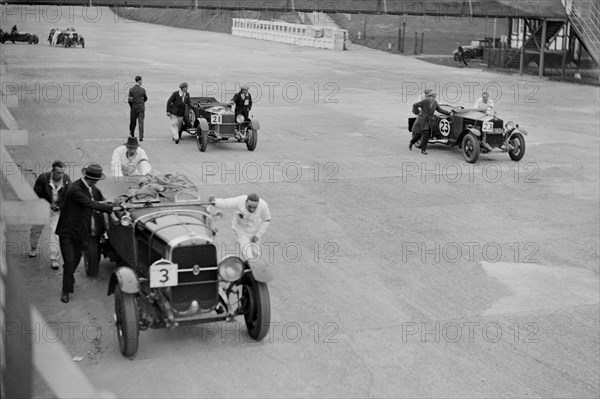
[150, 262, 178, 288]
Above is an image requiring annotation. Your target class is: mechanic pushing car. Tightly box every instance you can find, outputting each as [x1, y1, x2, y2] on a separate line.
[110, 137, 152, 178]
[230, 85, 253, 122]
[210, 193, 271, 261]
[409, 91, 452, 155]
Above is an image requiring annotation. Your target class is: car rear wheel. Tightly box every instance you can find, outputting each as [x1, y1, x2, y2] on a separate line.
[508, 132, 526, 161]
[197, 129, 208, 152]
[242, 274, 271, 341]
[114, 285, 139, 358]
[84, 237, 100, 276]
[463, 52, 472, 61]
[462, 132, 480, 163]
[246, 128, 258, 151]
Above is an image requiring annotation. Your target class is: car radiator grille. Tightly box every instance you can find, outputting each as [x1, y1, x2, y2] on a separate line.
[170, 244, 218, 310]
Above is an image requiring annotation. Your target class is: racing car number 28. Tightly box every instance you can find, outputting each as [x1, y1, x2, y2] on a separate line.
[150, 262, 178, 288]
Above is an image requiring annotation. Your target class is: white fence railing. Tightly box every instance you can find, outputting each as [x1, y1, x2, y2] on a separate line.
[232, 18, 347, 50]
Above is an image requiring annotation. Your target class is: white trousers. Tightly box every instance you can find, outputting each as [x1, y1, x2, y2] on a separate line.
[30, 211, 60, 261]
[170, 115, 183, 140]
[236, 231, 261, 261]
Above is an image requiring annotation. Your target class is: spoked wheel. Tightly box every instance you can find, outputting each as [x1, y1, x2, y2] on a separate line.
[33, 37, 39, 44]
[246, 128, 258, 151]
[27, 37, 32, 44]
[508, 132, 526, 161]
[197, 129, 208, 152]
[84, 237, 100, 276]
[462, 132, 480, 163]
[241, 274, 271, 340]
[114, 285, 139, 358]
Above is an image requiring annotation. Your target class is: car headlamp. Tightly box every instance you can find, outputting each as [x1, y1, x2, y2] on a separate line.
[218, 256, 244, 282]
[505, 121, 515, 131]
[236, 114, 245, 124]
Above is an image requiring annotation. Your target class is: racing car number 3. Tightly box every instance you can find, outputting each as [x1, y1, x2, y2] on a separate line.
[150, 263, 178, 288]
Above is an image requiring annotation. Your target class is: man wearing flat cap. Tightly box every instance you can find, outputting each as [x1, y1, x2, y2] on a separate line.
[55, 164, 121, 303]
[110, 136, 151, 178]
[166, 82, 193, 144]
[128, 75, 147, 141]
[230, 85, 253, 124]
[409, 91, 452, 155]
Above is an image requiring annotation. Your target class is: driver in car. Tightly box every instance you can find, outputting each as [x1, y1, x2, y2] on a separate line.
[473, 91, 495, 151]
[110, 136, 152, 178]
[209, 193, 271, 261]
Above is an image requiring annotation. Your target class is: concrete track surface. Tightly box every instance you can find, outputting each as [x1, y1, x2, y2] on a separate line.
[1, 6, 599, 398]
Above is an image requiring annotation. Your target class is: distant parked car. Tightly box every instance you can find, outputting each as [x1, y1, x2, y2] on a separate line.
[47, 28, 85, 48]
[0, 29, 39, 44]
[453, 38, 499, 61]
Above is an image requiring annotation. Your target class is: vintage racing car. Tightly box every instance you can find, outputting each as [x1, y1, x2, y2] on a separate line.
[84, 174, 272, 357]
[408, 105, 527, 163]
[0, 29, 39, 44]
[47, 29, 85, 48]
[181, 97, 259, 152]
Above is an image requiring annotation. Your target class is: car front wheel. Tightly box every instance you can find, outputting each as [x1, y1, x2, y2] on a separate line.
[508, 132, 526, 161]
[242, 274, 271, 341]
[114, 285, 139, 358]
[197, 129, 208, 152]
[462, 132, 480, 163]
[246, 128, 258, 151]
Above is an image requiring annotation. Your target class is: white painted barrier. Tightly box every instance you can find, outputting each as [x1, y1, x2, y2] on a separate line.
[232, 18, 347, 50]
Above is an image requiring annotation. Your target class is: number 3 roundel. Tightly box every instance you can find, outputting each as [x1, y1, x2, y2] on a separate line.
[439, 119, 450, 136]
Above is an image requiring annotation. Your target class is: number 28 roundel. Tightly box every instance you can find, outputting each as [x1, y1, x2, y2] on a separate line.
[438, 119, 450, 137]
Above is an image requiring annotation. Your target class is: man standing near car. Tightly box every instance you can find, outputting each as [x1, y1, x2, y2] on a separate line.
[456, 42, 468, 67]
[128, 75, 147, 141]
[230, 85, 253, 122]
[166, 82, 193, 144]
[55, 164, 119, 303]
[209, 193, 271, 261]
[51, 29, 60, 46]
[409, 91, 452, 155]
[29, 160, 71, 270]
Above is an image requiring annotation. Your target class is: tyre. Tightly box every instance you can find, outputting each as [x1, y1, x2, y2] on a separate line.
[246, 128, 258, 151]
[508, 132, 526, 161]
[33, 37, 38, 44]
[80, 39, 85, 48]
[242, 274, 271, 341]
[462, 132, 480, 163]
[0, 38, 5, 44]
[453, 53, 459, 61]
[27, 37, 32, 44]
[463, 52, 472, 61]
[114, 285, 139, 358]
[197, 129, 208, 152]
[84, 237, 100, 276]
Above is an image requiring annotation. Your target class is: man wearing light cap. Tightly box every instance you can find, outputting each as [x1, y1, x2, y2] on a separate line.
[209, 193, 271, 261]
[166, 82, 193, 144]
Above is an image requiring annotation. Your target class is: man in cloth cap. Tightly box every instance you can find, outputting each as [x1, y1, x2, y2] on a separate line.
[409, 91, 452, 155]
[166, 82, 193, 144]
[111, 136, 151, 178]
[209, 193, 271, 261]
[55, 164, 122, 303]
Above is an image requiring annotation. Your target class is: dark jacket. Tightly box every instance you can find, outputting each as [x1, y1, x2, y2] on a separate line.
[411, 99, 451, 134]
[33, 171, 71, 208]
[55, 179, 113, 239]
[166, 90, 193, 117]
[231, 92, 252, 115]
[128, 84, 147, 109]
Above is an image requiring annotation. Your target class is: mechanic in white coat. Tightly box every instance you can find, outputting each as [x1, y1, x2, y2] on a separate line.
[110, 136, 152, 178]
[209, 193, 271, 261]
[51, 29, 60, 46]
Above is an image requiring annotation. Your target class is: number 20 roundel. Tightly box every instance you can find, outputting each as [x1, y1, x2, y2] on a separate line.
[438, 119, 450, 137]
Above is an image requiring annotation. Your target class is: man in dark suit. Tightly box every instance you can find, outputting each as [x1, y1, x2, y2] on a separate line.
[29, 160, 72, 269]
[230, 85, 253, 122]
[456, 42, 468, 67]
[409, 91, 452, 155]
[128, 75, 148, 141]
[166, 82, 193, 144]
[55, 164, 118, 303]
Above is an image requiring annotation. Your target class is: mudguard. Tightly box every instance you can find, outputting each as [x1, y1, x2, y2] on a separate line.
[246, 258, 273, 282]
[197, 118, 209, 132]
[107, 266, 139, 296]
[464, 127, 481, 137]
[509, 127, 527, 138]
[249, 118, 260, 131]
